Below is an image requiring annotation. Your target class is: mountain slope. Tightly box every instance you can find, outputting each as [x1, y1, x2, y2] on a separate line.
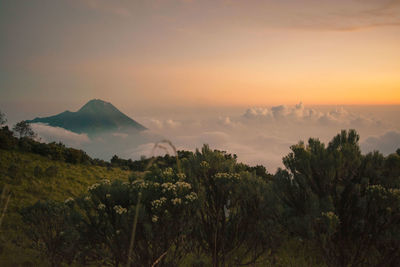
[27, 99, 147, 135]
[0, 148, 131, 266]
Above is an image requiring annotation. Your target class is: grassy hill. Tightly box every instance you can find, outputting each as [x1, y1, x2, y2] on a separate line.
[0, 149, 131, 266]
[0, 129, 398, 266]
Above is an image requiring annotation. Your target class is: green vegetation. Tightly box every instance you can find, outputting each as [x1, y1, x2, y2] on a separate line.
[0, 110, 399, 266]
[0, 149, 130, 266]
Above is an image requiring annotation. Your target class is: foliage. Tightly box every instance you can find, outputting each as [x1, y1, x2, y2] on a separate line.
[182, 145, 280, 266]
[0, 126, 17, 150]
[13, 121, 36, 139]
[1, 128, 400, 267]
[0, 110, 6, 126]
[20, 200, 80, 267]
[71, 168, 198, 266]
[274, 130, 400, 267]
[111, 151, 192, 172]
[0, 149, 130, 266]
[0, 126, 97, 165]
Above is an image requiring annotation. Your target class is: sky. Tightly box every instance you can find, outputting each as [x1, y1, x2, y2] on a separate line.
[0, 0, 399, 171]
[1, 0, 400, 110]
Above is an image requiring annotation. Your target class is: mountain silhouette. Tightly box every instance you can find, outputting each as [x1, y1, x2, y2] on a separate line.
[28, 99, 147, 135]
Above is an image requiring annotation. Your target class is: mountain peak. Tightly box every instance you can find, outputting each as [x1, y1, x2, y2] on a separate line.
[78, 99, 118, 113]
[27, 99, 147, 135]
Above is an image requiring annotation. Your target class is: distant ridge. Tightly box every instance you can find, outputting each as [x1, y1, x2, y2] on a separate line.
[28, 99, 147, 135]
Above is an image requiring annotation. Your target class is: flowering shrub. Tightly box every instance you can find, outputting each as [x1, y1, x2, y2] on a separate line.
[181, 145, 277, 266]
[68, 166, 198, 266]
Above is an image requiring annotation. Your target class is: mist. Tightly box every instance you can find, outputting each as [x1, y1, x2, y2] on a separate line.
[27, 104, 399, 173]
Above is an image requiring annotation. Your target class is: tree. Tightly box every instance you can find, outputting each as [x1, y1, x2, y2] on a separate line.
[0, 125, 17, 150]
[13, 120, 36, 139]
[183, 145, 280, 266]
[274, 130, 400, 267]
[0, 109, 6, 126]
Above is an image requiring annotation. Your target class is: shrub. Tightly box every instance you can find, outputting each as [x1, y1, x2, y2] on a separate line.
[45, 166, 58, 178]
[20, 200, 80, 267]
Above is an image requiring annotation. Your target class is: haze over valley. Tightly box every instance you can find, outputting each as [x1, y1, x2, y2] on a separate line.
[5, 99, 396, 172]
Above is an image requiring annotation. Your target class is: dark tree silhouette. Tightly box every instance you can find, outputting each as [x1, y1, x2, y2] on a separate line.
[0, 109, 6, 126]
[13, 121, 36, 139]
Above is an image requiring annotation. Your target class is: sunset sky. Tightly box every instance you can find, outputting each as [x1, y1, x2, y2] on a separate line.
[1, 0, 400, 112]
[1, 0, 399, 169]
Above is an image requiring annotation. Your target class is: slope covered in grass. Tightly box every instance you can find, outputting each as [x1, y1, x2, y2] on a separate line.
[0, 149, 131, 266]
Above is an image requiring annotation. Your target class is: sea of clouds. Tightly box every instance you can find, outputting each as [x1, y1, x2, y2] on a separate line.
[31, 103, 400, 173]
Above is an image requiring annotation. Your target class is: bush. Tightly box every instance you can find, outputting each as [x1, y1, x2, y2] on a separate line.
[33, 165, 43, 178]
[20, 200, 80, 267]
[7, 164, 18, 179]
[182, 145, 280, 266]
[72, 171, 198, 266]
[45, 166, 58, 178]
[0, 126, 17, 150]
[274, 130, 400, 267]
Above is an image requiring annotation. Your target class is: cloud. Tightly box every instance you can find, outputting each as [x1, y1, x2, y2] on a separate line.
[125, 142, 165, 159]
[31, 123, 90, 147]
[361, 131, 400, 155]
[122, 104, 394, 172]
[145, 119, 182, 130]
[219, 0, 400, 32]
[177, 131, 230, 148]
[240, 103, 381, 128]
[73, 0, 400, 31]
[29, 105, 399, 173]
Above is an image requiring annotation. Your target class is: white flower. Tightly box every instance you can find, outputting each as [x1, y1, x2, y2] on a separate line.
[151, 197, 167, 209]
[171, 198, 182, 205]
[113, 205, 127, 214]
[200, 161, 209, 169]
[152, 215, 158, 223]
[98, 203, 106, 210]
[161, 183, 177, 193]
[64, 197, 74, 204]
[84, 196, 91, 201]
[106, 194, 111, 198]
[185, 192, 198, 201]
[214, 173, 240, 180]
[176, 181, 191, 189]
[162, 168, 173, 177]
[132, 180, 149, 189]
[88, 183, 100, 191]
[101, 179, 111, 185]
[177, 173, 186, 180]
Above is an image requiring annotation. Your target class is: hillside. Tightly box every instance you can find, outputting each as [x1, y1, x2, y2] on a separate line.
[0, 129, 399, 267]
[27, 99, 147, 135]
[0, 149, 131, 266]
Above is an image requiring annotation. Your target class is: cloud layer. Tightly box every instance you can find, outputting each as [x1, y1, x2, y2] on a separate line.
[32, 123, 90, 147]
[361, 131, 400, 155]
[31, 104, 400, 172]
